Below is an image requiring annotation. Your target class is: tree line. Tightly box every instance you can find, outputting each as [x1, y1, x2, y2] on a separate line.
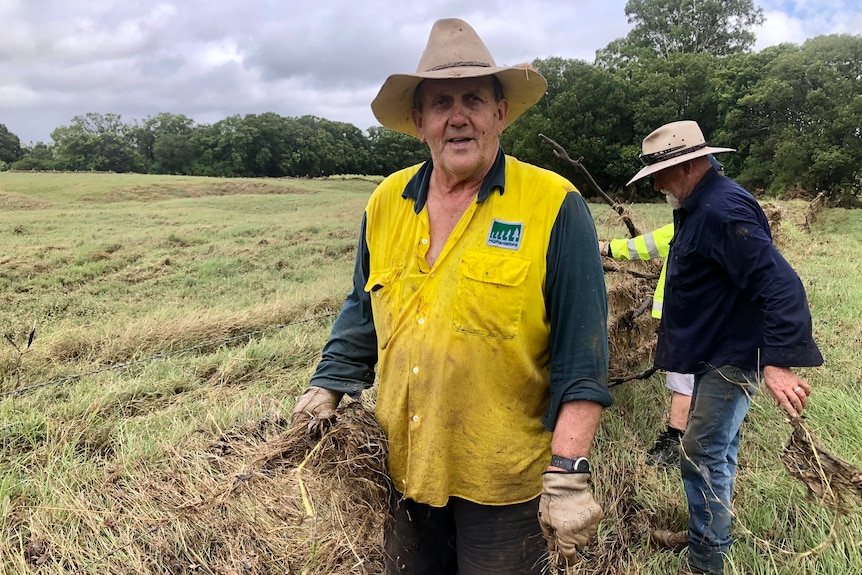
[1, 114, 430, 182]
[1, 0, 860, 205]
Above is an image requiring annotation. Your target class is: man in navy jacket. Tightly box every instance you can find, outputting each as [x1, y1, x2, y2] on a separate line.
[627, 120, 823, 575]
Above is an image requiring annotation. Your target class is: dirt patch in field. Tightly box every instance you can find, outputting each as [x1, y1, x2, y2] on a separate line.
[86, 181, 314, 203]
[0, 191, 52, 210]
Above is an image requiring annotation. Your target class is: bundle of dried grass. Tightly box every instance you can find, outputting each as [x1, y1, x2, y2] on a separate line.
[604, 259, 660, 381]
[111, 403, 389, 575]
[781, 417, 862, 508]
[761, 200, 785, 230]
[235, 401, 391, 574]
[802, 192, 827, 232]
[248, 402, 389, 517]
[594, 211, 662, 382]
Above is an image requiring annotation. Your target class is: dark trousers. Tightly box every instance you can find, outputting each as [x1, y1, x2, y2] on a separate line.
[384, 489, 546, 575]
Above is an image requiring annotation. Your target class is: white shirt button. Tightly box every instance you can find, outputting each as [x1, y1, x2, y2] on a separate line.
[412, 366, 419, 374]
[418, 318, 425, 325]
[412, 415, 419, 422]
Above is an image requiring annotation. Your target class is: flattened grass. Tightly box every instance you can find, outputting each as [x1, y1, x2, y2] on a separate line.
[0, 172, 860, 574]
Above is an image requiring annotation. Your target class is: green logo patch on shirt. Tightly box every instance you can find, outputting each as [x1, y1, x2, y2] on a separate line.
[487, 219, 523, 250]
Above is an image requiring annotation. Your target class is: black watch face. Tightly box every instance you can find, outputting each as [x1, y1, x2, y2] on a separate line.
[573, 457, 590, 473]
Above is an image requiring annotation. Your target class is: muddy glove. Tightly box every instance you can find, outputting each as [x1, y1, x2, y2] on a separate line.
[597, 240, 610, 257]
[538, 471, 604, 562]
[290, 386, 343, 427]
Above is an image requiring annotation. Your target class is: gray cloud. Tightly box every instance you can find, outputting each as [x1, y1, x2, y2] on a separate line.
[0, 0, 858, 145]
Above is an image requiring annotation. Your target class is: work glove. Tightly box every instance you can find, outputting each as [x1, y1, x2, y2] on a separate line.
[538, 471, 604, 563]
[290, 386, 343, 429]
[597, 240, 610, 257]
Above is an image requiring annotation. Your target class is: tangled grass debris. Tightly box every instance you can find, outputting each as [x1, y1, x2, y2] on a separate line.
[782, 417, 862, 508]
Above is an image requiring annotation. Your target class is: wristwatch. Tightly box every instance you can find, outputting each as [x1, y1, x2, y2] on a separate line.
[550, 455, 591, 473]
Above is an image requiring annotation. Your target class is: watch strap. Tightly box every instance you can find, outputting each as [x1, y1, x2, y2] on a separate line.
[550, 455, 591, 473]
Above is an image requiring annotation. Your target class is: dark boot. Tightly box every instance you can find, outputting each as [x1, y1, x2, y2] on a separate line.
[651, 529, 689, 551]
[646, 427, 682, 466]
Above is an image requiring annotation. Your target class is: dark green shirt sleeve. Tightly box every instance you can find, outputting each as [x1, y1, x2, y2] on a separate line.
[542, 192, 612, 430]
[308, 213, 378, 397]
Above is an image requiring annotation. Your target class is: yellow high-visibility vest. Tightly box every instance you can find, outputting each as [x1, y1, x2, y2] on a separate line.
[608, 223, 674, 318]
[365, 155, 578, 506]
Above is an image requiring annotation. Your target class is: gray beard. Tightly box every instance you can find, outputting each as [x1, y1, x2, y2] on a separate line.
[665, 192, 682, 210]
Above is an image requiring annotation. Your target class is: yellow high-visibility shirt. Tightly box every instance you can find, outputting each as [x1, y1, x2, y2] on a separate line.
[365, 154, 599, 506]
[608, 223, 674, 318]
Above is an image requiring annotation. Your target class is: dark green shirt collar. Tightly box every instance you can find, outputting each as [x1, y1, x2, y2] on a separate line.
[402, 147, 507, 214]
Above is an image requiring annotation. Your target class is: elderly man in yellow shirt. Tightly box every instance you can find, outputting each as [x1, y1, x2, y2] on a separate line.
[291, 18, 611, 575]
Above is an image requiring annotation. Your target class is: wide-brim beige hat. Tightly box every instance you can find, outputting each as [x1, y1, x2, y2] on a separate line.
[627, 120, 735, 186]
[371, 18, 548, 138]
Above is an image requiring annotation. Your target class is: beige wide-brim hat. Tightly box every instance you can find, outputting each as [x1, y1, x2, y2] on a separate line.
[626, 120, 735, 186]
[371, 18, 548, 138]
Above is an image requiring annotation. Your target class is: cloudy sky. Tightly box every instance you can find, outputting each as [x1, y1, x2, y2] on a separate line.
[1, 0, 860, 145]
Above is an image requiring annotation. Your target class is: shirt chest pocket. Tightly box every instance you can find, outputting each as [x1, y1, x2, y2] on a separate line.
[453, 251, 531, 340]
[365, 266, 403, 350]
[668, 242, 702, 298]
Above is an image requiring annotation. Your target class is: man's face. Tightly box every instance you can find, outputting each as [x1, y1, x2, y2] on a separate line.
[411, 77, 508, 183]
[653, 163, 686, 209]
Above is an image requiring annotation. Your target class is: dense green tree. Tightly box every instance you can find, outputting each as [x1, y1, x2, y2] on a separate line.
[600, 0, 764, 65]
[152, 133, 196, 175]
[51, 122, 98, 170]
[622, 52, 723, 196]
[190, 115, 247, 177]
[707, 44, 797, 178]
[187, 113, 373, 178]
[502, 57, 638, 196]
[132, 113, 196, 174]
[11, 142, 58, 171]
[366, 127, 430, 175]
[273, 116, 372, 177]
[91, 133, 139, 172]
[729, 35, 862, 203]
[239, 112, 290, 177]
[0, 124, 24, 168]
[330, 119, 374, 175]
[51, 113, 141, 172]
[286, 116, 334, 177]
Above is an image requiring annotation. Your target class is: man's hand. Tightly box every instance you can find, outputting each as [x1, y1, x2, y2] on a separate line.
[290, 386, 344, 427]
[538, 472, 604, 562]
[598, 240, 610, 257]
[763, 365, 810, 418]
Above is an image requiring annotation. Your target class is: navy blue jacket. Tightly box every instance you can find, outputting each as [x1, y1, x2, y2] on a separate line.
[655, 169, 822, 374]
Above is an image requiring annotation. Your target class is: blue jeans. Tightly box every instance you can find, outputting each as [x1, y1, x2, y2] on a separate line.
[681, 365, 760, 574]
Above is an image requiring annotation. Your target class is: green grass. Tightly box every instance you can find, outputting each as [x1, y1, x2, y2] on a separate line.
[0, 172, 860, 574]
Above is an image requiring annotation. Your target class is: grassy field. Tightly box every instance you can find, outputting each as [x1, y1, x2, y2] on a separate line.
[0, 172, 860, 574]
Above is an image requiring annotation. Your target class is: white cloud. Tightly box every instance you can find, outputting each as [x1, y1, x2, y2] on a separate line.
[756, 0, 862, 44]
[754, 11, 809, 49]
